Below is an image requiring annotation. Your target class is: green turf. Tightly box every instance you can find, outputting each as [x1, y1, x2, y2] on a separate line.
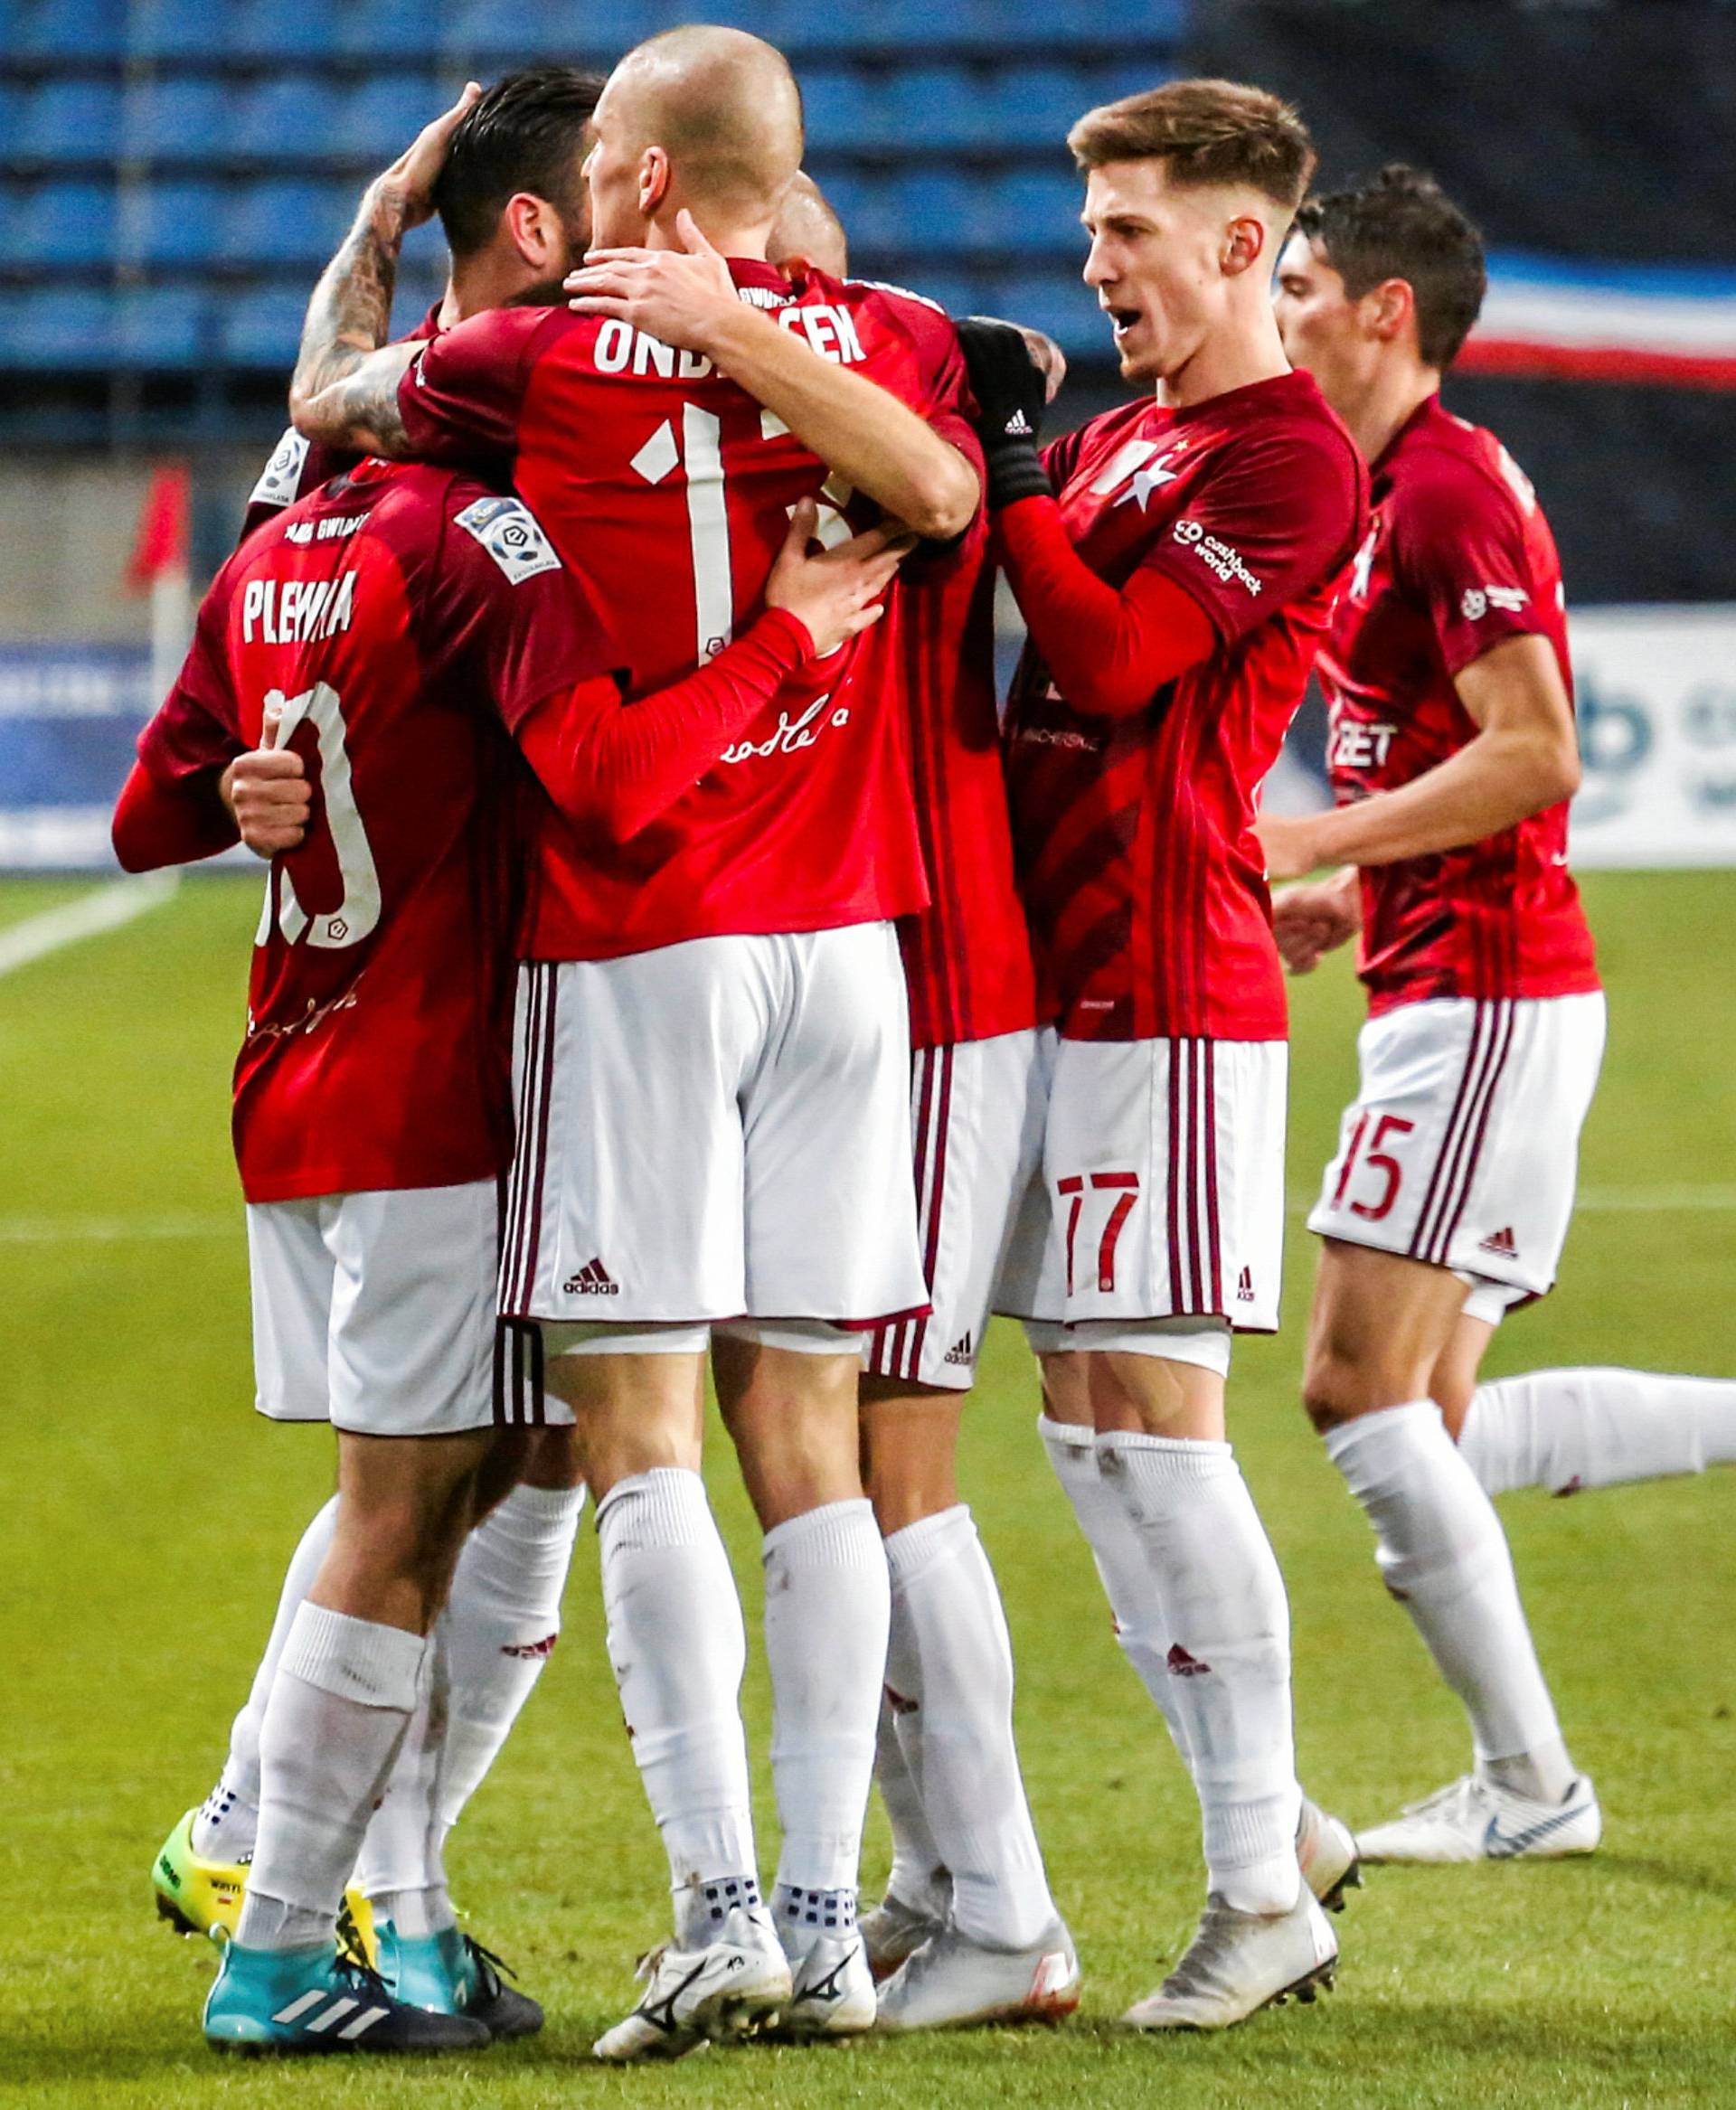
[2, 871, 1732, 2108]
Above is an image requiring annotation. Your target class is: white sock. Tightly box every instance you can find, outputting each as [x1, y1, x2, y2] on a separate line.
[235, 1603, 426, 1952]
[435, 1480, 585, 1833]
[597, 1469, 759, 1946]
[1461, 1369, 1736, 1497]
[1326, 1402, 1576, 1800]
[873, 1681, 950, 1919]
[882, 1506, 1055, 1948]
[355, 1622, 456, 1937]
[193, 1494, 338, 1860]
[1096, 1431, 1301, 1916]
[763, 1497, 890, 1935]
[1039, 1416, 1192, 1764]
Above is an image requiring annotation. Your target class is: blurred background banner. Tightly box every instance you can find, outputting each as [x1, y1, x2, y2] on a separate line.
[1, 0, 1730, 868]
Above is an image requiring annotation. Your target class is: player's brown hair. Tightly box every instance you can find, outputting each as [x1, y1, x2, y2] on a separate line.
[1068, 78, 1316, 212]
[1294, 165, 1487, 371]
[435, 67, 606, 258]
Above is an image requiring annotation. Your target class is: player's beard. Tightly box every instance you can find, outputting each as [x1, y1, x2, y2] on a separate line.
[507, 214, 591, 309]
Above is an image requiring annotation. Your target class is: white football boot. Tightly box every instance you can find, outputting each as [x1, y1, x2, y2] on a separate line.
[1297, 1796, 1363, 1912]
[1356, 1772, 1601, 1864]
[860, 1888, 950, 1983]
[592, 1904, 792, 2062]
[875, 1919, 1080, 2032]
[769, 1928, 877, 2039]
[1122, 1889, 1337, 2031]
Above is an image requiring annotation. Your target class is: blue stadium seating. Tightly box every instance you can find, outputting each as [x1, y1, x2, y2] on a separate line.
[0, 286, 117, 367]
[890, 67, 997, 153]
[127, 181, 226, 268]
[983, 268, 1102, 356]
[229, 78, 339, 160]
[126, 0, 221, 61]
[222, 284, 308, 369]
[335, 0, 448, 61]
[223, 0, 342, 63]
[333, 77, 446, 162]
[9, 180, 116, 269]
[118, 285, 206, 367]
[218, 179, 351, 271]
[119, 79, 231, 166]
[12, 80, 122, 165]
[12, 0, 125, 60]
[995, 168, 1085, 257]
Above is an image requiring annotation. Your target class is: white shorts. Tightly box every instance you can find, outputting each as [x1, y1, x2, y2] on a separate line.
[1307, 992, 1607, 1299]
[248, 1181, 561, 1436]
[999, 1031, 1288, 1340]
[863, 1027, 1046, 1389]
[499, 925, 928, 1340]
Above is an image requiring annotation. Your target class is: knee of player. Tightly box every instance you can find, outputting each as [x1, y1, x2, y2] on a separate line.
[1300, 1343, 1361, 1434]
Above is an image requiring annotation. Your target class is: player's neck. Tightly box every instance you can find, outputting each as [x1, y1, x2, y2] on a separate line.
[1155, 305, 1290, 411]
[644, 212, 773, 261]
[1343, 365, 1440, 468]
[445, 255, 545, 324]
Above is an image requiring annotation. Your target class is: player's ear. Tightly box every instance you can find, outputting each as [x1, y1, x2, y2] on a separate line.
[637, 146, 670, 219]
[504, 192, 555, 269]
[1221, 212, 1268, 278]
[1367, 276, 1416, 345]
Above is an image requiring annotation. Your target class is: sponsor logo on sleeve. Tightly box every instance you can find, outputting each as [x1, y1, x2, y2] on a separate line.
[1173, 516, 1261, 596]
[1460, 583, 1530, 621]
[248, 429, 311, 512]
[455, 495, 562, 584]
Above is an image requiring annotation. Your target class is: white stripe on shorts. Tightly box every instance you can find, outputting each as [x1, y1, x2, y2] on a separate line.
[1409, 998, 1515, 1267]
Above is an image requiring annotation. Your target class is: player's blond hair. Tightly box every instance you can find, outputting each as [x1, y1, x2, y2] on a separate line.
[1069, 78, 1316, 212]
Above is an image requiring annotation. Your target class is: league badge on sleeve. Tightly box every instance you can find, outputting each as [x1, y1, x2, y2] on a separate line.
[248, 429, 311, 512]
[455, 495, 562, 585]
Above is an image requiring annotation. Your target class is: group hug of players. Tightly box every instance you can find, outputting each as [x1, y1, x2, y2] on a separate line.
[120, 28, 1736, 2062]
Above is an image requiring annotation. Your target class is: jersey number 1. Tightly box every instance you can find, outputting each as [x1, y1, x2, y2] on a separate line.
[254, 682, 382, 952]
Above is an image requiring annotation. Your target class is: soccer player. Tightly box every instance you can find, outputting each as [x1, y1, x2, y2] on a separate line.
[958, 80, 1368, 2027]
[153, 68, 606, 2011]
[1260, 165, 1613, 1862]
[574, 204, 1083, 2027]
[115, 439, 901, 2053]
[287, 26, 982, 2058]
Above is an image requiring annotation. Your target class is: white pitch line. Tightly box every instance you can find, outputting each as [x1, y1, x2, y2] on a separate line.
[0, 872, 180, 980]
[0, 1215, 234, 1242]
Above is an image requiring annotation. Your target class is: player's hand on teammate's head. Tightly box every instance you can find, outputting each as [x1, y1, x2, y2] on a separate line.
[222, 746, 314, 861]
[766, 495, 915, 657]
[955, 318, 1053, 510]
[566, 212, 738, 353]
[1013, 325, 1067, 407]
[377, 80, 481, 227]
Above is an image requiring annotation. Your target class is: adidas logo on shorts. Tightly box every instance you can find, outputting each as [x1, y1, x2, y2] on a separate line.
[562, 1258, 619, 1295]
[944, 1331, 975, 1366]
[1478, 1226, 1519, 1258]
[1236, 1267, 1256, 1302]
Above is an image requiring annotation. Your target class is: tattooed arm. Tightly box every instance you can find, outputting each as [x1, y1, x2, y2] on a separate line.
[288, 85, 478, 454]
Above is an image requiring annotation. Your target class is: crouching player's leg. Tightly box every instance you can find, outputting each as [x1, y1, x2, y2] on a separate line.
[202, 1180, 510, 2056]
[855, 1029, 1080, 2031]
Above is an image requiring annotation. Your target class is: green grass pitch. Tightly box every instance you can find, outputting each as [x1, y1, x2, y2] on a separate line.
[2, 871, 1732, 2109]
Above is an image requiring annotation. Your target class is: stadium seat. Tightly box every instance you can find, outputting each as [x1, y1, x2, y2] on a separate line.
[218, 180, 351, 271]
[119, 79, 231, 167]
[800, 166, 870, 251]
[995, 67, 1094, 146]
[223, 0, 340, 61]
[126, 181, 225, 269]
[994, 169, 1085, 258]
[118, 286, 205, 369]
[335, 0, 448, 60]
[444, 0, 610, 66]
[1089, 59, 1179, 107]
[0, 287, 116, 369]
[8, 180, 116, 270]
[229, 78, 340, 161]
[126, 0, 218, 61]
[11, 0, 125, 60]
[891, 67, 997, 153]
[875, 168, 997, 255]
[986, 269, 1102, 357]
[333, 78, 447, 164]
[799, 71, 878, 155]
[221, 284, 307, 371]
[12, 80, 123, 166]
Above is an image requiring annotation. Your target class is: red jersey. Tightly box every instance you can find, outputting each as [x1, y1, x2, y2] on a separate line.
[892, 389, 1036, 1049]
[1319, 396, 1599, 1015]
[1005, 370, 1368, 1041]
[241, 305, 444, 544]
[138, 461, 612, 1203]
[392, 261, 950, 961]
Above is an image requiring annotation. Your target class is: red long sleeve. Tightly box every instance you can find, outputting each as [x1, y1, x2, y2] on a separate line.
[996, 494, 1217, 718]
[513, 606, 816, 843]
[111, 758, 239, 872]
